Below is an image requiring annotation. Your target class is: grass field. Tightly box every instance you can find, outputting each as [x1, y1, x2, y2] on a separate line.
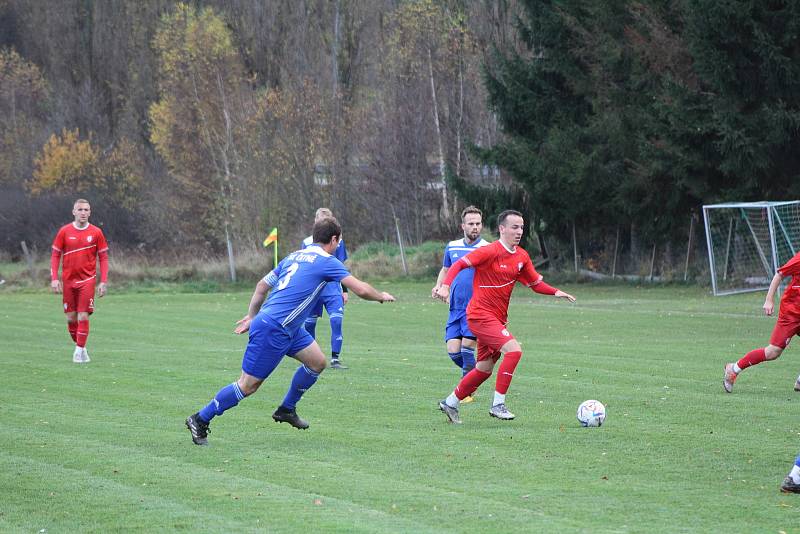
[2, 281, 799, 533]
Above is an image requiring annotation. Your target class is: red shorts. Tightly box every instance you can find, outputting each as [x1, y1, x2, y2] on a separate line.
[63, 280, 96, 314]
[770, 313, 800, 349]
[467, 315, 516, 363]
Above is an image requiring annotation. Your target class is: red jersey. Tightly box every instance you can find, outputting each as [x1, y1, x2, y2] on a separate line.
[778, 252, 800, 316]
[51, 223, 109, 284]
[444, 240, 542, 323]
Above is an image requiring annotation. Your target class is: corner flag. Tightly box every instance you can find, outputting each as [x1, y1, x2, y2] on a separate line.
[263, 227, 279, 268]
[263, 227, 278, 247]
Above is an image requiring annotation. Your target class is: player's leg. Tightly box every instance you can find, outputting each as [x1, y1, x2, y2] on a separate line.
[74, 281, 96, 362]
[460, 316, 477, 374]
[445, 314, 465, 369]
[63, 286, 82, 362]
[724, 315, 794, 392]
[304, 298, 323, 339]
[274, 329, 326, 429]
[489, 337, 523, 420]
[326, 295, 346, 369]
[782, 453, 800, 493]
[187, 317, 286, 445]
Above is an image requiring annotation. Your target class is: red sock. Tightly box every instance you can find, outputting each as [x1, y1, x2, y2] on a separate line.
[76, 319, 90, 348]
[68, 322, 78, 343]
[495, 351, 522, 394]
[455, 368, 491, 400]
[737, 348, 766, 371]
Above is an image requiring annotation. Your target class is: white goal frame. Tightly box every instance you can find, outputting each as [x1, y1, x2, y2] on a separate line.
[703, 200, 800, 296]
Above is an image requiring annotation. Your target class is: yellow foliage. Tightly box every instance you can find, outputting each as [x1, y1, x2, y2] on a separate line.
[30, 128, 100, 194]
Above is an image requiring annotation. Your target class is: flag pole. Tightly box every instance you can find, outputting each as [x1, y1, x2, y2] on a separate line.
[273, 237, 278, 268]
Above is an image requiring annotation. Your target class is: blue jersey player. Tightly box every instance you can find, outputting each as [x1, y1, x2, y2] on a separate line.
[432, 206, 488, 396]
[783, 453, 800, 493]
[186, 217, 394, 445]
[302, 208, 350, 369]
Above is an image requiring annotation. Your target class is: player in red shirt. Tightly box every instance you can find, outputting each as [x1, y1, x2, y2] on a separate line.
[723, 251, 800, 392]
[435, 210, 575, 423]
[50, 199, 109, 363]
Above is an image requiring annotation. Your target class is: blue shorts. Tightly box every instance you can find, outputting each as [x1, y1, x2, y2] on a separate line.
[309, 292, 345, 319]
[242, 314, 314, 379]
[444, 308, 475, 342]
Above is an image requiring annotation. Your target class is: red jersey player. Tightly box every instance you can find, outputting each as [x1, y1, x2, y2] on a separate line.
[724, 251, 800, 392]
[50, 199, 109, 363]
[435, 210, 575, 423]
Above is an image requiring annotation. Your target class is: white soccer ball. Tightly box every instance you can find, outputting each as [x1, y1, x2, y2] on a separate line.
[576, 399, 606, 427]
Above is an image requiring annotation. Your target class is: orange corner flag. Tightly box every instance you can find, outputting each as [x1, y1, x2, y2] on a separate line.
[263, 227, 278, 247]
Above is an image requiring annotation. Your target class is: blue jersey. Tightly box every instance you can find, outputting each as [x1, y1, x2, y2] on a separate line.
[260, 245, 350, 334]
[302, 235, 348, 297]
[443, 237, 489, 311]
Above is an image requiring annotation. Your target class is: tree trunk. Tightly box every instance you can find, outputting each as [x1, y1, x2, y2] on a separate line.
[428, 47, 448, 220]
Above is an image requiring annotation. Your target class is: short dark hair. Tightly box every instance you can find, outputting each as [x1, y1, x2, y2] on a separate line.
[460, 205, 482, 222]
[312, 217, 342, 244]
[497, 209, 523, 227]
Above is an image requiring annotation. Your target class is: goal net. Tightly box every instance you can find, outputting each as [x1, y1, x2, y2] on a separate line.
[703, 201, 800, 295]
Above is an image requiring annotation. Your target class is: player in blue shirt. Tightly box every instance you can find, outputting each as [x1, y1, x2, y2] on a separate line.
[186, 217, 395, 445]
[301, 208, 350, 369]
[783, 453, 800, 493]
[431, 206, 489, 398]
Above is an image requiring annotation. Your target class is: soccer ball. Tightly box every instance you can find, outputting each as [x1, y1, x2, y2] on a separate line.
[576, 399, 606, 427]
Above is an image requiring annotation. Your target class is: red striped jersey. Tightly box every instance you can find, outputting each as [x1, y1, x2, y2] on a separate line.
[778, 252, 800, 316]
[51, 223, 109, 283]
[448, 240, 541, 323]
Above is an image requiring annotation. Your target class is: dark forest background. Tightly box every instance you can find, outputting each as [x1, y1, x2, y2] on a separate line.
[1, 0, 798, 274]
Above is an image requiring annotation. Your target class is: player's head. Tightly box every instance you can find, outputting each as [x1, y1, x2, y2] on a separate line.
[497, 209, 524, 247]
[72, 199, 91, 225]
[460, 206, 483, 241]
[314, 208, 334, 223]
[313, 216, 342, 248]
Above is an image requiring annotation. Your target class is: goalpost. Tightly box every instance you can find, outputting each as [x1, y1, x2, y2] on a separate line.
[703, 201, 800, 296]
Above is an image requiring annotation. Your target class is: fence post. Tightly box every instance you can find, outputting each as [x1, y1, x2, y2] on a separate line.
[611, 227, 620, 279]
[684, 213, 695, 281]
[572, 221, 578, 273]
[648, 244, 657, 282]
[391, 205, 408, 276]
[20, 240, 35, 281]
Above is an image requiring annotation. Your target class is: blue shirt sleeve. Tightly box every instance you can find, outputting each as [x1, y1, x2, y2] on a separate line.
[337, 240, 348, 262]
[443, 244, 452, 268]
[325, 257, 350, 282]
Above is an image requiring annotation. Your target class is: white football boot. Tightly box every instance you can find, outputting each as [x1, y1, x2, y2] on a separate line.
[81, 347, 90, 363]
[72, 346, 84, 363]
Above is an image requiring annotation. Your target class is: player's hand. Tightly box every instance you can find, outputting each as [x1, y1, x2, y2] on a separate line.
[342, 292, 349, 305]
[98, 282, 107, 297]
[435, 285, 450, 303]
[50, 279, 62, 294]
[379, 292, 395, 303]
[764, 300, 774, 316]
[234, 315, 252, 334]
[555, 290, 576, 303]
[431, 286, 439, 299]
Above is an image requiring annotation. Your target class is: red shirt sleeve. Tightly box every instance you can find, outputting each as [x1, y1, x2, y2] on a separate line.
[779, 252, 800, 277]
[96, 230, 109, 283]
[442, 243, 496, 286]
[50, 227, 64, 280]
[518, 255, 542, 287]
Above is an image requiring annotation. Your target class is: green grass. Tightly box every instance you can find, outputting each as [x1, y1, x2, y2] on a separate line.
[1, 282, 799, 533]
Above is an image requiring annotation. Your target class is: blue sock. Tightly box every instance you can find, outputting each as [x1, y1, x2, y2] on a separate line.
[460, 347, 476, 376]
[281, 365, 320, 410]
[448, 351, 463, 369]
[795, 454, 800, 467]
[198, 382, 246, 422]
[304, 318, 318, 339]
[330, 314, 343, 354]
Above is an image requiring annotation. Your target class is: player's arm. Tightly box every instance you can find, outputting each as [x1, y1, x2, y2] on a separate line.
[763, 271, 785, 316]
[431, 266, 449, 299]
[522, 260, 576, 302]
[50, 230, 64, 293]
[340, 275, 395, 303]
[97, 247, 109, 297]
[234, 278, 273, 334]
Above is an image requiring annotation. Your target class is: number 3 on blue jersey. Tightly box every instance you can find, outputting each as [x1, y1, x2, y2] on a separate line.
[276, 262, 300, 290]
